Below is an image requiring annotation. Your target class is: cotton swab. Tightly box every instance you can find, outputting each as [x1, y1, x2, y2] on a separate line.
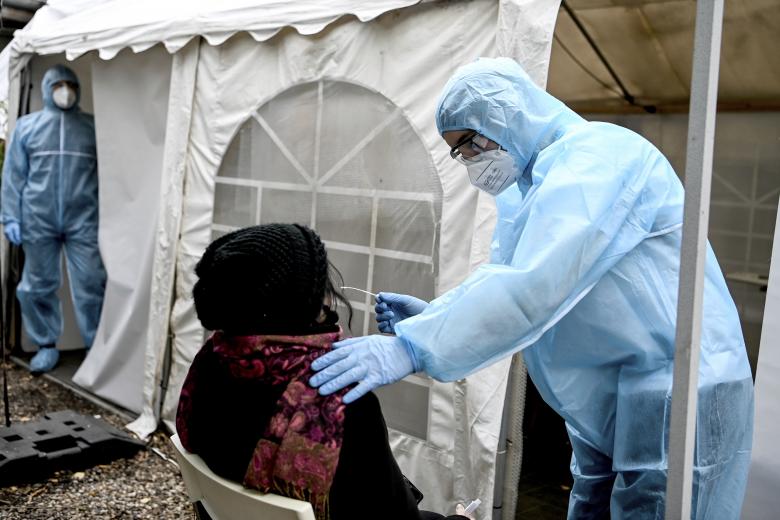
[340, 286, 378, 298]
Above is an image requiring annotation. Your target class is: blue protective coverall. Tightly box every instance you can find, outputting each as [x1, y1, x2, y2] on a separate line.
[1, 65, 106, 348]
[395, 58, 754, 519]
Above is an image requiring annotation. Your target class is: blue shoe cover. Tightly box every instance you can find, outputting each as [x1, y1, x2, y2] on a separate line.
[30, 347, 60, 374]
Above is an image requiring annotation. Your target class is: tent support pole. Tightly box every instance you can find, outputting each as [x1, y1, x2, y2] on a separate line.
[500, 354, 526, 520]
[665, 1, 724, 518]
[156, 330, 174, 420]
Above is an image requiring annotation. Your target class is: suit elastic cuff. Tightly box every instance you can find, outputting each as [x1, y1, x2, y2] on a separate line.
[398, 336, 421, 373]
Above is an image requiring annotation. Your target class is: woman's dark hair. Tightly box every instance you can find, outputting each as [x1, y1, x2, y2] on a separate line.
[325, 260, 353, 331]
[193, 223, 352, 335]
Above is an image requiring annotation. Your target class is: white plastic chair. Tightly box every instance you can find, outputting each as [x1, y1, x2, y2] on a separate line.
[169, 434, 316, 520]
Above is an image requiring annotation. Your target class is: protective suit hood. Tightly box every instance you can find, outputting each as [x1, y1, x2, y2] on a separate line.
[435, 57, 583, 176]
[42, 65, 80, 111]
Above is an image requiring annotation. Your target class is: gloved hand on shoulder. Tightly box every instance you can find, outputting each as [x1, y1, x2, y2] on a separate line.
[309, 334, 419, 403]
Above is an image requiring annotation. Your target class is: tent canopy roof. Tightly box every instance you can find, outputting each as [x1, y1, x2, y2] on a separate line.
[10, 0, 420, 62]
[550, 0, 780, 112]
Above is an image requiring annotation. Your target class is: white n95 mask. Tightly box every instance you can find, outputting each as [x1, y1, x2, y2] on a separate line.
[52, 86, 76, 110]
[460, 149, 518, 196]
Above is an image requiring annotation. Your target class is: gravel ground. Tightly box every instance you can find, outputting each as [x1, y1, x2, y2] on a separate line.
[0, 362, 193, 519]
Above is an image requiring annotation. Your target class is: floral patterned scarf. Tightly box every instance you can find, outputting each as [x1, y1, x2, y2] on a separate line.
[176, 330, 347, 520]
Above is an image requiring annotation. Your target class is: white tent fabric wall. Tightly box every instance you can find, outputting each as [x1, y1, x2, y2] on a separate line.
[0, 46, 10, 137]
[742, 196, 780, 519]
[71, 46, 173, 413]
[130, 1, 560, 515]
[125, 41, 201, 438]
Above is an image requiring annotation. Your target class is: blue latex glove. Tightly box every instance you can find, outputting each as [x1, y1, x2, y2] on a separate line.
[309, 335, 419, 403]
[4, 222, 21, 245]
[375, 292, 429, 333]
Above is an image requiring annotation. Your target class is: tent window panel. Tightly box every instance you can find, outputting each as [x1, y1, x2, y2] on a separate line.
[324, 117, 441, 196]
[376, 199, 437, 256]
[343, 309, 364, 338]
[321, 142, 394, 191]
[211, 228, 228, 242]
[711, 178, 744, 203]
[315, 194, 373, 246]
[374, 380, 430, 441]
[214, 184, 257, 228]
[709, 205, 751, 234]
[757, 150, 780, 195]
[256, 82, 319, 179]
[750, 238, 774, 270]
[710, 233, 748, 265]
[713, 158, 754, 202]
[754, 208, 778, 236]
[260, 189, 312, 225]
[318, 81, 398, 178]
[327, 249, 369, 298]
[214, 79, 441, 334]
[247, 118, 313, 185]
[372, 256, 435, 303]
[219, 125, 253, 180]
[367, 315, 380, 335]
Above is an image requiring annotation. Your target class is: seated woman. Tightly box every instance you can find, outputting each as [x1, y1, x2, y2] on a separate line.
[176, 224, 469, 520]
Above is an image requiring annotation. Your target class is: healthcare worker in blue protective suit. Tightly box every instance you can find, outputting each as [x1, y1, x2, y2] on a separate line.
[310, 58, 754, 519]
[1, 65, 106, 374]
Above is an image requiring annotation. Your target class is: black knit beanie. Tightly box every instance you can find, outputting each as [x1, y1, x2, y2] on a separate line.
[193, 223, 329, 335]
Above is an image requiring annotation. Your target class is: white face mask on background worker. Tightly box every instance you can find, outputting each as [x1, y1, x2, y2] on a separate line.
[52, 82, 77, 110]
[447, 131, 518, 196]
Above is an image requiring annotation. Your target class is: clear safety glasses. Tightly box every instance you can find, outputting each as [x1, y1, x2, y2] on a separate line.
[449, 131, 491, 164]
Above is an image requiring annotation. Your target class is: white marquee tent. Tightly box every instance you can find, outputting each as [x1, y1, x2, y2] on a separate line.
[1, 1, 562, 517]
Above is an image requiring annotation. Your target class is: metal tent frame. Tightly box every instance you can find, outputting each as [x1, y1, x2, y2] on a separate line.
[666, 1, 725, 518]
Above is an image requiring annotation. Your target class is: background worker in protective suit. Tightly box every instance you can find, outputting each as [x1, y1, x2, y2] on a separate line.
[310, 58, 754, 519]
[1, 64, 106, 374]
